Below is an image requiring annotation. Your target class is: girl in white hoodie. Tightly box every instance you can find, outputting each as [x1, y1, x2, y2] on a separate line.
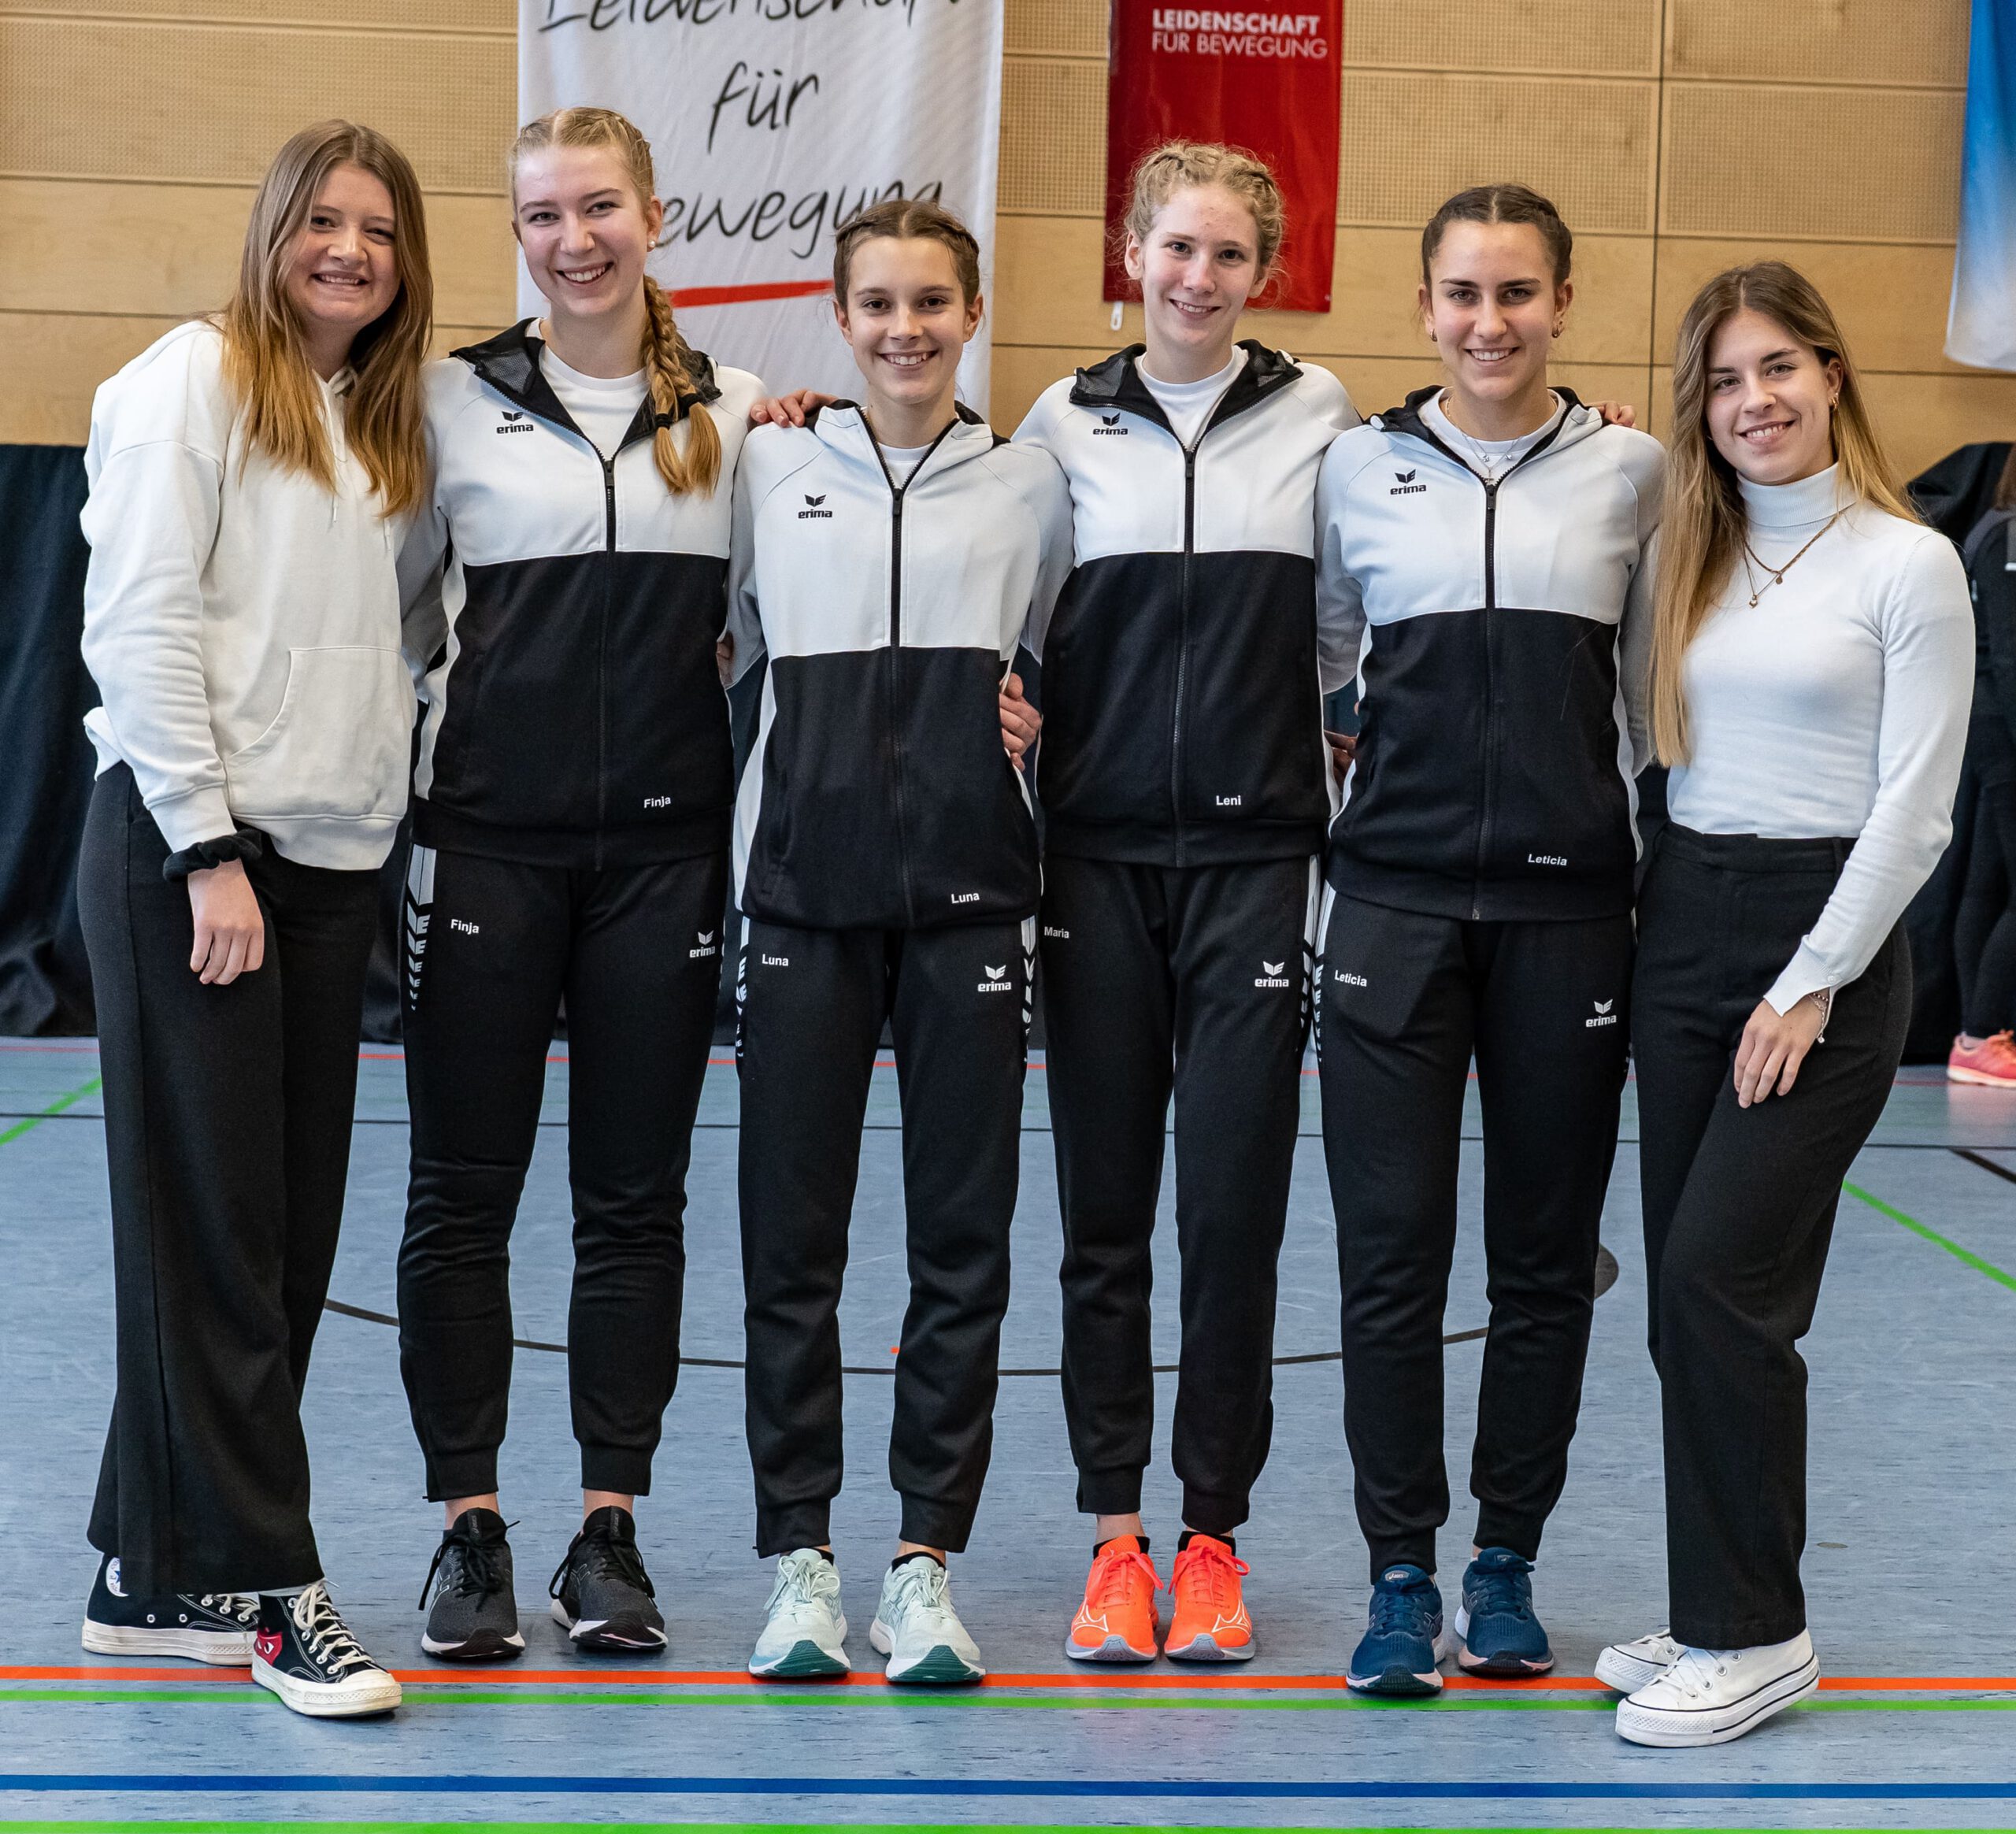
[74, 119, 431, 1720]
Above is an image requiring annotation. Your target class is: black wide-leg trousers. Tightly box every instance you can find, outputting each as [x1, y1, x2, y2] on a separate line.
[1634, 824, 1909, 1648]
[81, 764, 379, 1595]
[1317, 890, 1634, 1581]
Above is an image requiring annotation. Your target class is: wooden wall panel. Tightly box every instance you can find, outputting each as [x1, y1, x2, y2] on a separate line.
[1345, 0, 1660, 76]
[2, 17, 516, 193]
[1338, 74, 1658, 232]
[1004, 0, 1106, 60]
[1000, 57, 1108, 216]
[1667, 0, 1970, 89]
[1659, 84, 1965, 242]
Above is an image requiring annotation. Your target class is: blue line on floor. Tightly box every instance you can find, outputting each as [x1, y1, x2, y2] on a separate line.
[2, 1778, 2014, 1800]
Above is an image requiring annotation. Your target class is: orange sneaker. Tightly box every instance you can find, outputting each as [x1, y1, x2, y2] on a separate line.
[1950, 1031, 2016, 1087]
[1166, 1533, 1254, 1662]
[1065, 1535, 1162, 1662]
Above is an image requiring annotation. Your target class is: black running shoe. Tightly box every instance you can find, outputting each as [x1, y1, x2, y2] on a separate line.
[251, 1581, 402, 1717]
[80, 1554, 258, 1665]
[420, 1507, 524, 1662]
[548, 1506, 666, 1651]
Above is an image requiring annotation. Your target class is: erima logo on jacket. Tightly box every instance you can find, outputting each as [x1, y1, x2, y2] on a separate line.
[978, 962, 1014, 992]
[690, 930, 718, 959]
[1254, 958, 1291, 988]
[1093, 413, 1128, 435]
[496, 409, 533, 435]
[1389, 469, 1424, 494]
[799, 494, 832, 519]
[1587, 999, 1618, 1028]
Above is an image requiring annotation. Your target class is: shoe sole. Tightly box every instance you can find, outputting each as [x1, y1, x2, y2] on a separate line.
[1949, 1065, 2016, 1087]
[750, 1638, 850, 1680]
[550, 1600, 666, 1652]
[251, 1657, 402, 1718]
[1615, 1658, 1820, 1747]
[870, 1617, 984, 1685]
[1595, 1646, 1675, 1694]
[82, 1622, 252, 1666]
[421, 1628, 526, 1662]
[1451, 1604, 1553, 1677]
[1347, 1626, 1458, 1697]
[1064, 1632, 1157, 1663]
[1165, 1632, 1254, 1663]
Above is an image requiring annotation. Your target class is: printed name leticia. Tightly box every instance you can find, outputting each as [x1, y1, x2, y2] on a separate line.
[1151, 9, 1325, 33]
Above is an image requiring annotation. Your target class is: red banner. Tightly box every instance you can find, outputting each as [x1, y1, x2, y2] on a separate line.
[1104, 5, 1342, 313]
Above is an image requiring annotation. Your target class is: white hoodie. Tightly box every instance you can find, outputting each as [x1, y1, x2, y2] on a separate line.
[80, 319, 416, 871]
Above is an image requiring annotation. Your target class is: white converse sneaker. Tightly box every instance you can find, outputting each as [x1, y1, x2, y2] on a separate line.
[1596, 1626, 1684, 1694]
[749, 1549, 850, 1679]
[1615, 1631, 1818, 1747]
[251, 1582, 402, 1719]
[869, 1556, 984, 1685]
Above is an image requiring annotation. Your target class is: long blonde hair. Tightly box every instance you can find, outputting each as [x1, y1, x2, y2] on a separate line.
[219, 120, 432, 517]
[510, 106, 721, 498]
[1650, 261, 1916, 764]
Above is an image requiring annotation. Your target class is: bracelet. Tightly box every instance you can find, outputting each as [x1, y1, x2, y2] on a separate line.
[1807, 985, 1833, 1042]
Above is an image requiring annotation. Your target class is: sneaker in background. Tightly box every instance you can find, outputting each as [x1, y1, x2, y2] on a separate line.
[1615, 1631, 1819, 1747]
[1346, 1563, 1450, 1696]
[1949, 1031, 2016, 1087]
[870, 1556, 984, 1685]
[548, 1505, 666, 1652]
[1065, 1534, 1162, 1663]
[749, 1547, 850, 1679]
[80, 1554, 258, 1665]
[1454, 1547, 1554, 1676]
[1596, 1626, 1684, 1694]
[1166, 1532, 1254, 1662]
[251, 1581, 402, 1717]
[419, 1506, 524, 1662]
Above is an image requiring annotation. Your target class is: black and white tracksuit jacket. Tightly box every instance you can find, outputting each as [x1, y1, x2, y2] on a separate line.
[725, 401, 1074, 930]
[401, 319, 764, 867]
[725, 402, 1074, 1557]
[1016, 340, 1362, 865]
[1315, 387, 1664, 921]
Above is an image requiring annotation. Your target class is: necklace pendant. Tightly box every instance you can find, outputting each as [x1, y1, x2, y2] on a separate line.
[1748, 592, 1761, 608]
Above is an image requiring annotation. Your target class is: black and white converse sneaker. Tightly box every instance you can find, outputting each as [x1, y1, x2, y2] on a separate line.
[420, 1507, 524, 1661]
[80, 1554, 258, 1665]
[548, 1506, 666, 1652]
[251, 1582, 402, 1717]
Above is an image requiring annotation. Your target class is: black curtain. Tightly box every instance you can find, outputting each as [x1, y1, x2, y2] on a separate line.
[0, 446, 96, 1035]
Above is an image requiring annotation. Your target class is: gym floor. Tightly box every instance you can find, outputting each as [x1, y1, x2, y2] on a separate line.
[2, 1037, 2014, 1831]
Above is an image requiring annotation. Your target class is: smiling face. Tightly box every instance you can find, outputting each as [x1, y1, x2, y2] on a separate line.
[1703, 306, 1842, 486]
[835, 235, 982, 428]
[280, 162, 400, 361]
[1419, 219, 1568, 426]
[1125, 183, 1268, 382]
[513, 144, 663, 332]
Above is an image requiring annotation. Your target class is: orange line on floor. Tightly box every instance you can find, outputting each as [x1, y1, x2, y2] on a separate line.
[7, 1663, 2013, 1693]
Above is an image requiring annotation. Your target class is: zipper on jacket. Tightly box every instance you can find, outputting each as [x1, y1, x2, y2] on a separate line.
[596, 452, 617, 869]
[1170, 443, 1199, 859]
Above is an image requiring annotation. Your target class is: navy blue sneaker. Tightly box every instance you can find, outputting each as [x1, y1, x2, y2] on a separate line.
[1455, 1547, 1554, 1676]
[1346, 1563, 1448, 1696]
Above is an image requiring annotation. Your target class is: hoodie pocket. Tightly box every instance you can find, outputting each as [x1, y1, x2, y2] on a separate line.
[224, 646, 413, 824]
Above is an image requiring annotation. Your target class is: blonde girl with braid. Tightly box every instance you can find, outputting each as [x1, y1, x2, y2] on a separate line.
[395, 106, 765, 1662]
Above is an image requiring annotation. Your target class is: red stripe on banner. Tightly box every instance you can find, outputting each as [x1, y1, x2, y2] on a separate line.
[668, 279, 834, 309]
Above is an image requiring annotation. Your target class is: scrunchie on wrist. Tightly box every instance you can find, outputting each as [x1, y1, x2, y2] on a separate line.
[161, 829, 265, 884]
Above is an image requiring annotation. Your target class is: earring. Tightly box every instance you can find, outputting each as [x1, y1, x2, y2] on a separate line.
[1551, 324, 1564, 339]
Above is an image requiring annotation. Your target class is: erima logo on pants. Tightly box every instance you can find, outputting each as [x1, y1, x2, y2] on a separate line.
[1254, 958, 1291, 989]
[977, 963, 1013, 993]
[690, 930, 718, 959]
[1586, 999, 1618, 1028]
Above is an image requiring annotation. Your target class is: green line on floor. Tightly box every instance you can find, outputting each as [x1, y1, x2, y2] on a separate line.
[6, 1685, 2015, 1714]
[1844, 1180, 2016, 1294]
[0, 1077, 102, 1149]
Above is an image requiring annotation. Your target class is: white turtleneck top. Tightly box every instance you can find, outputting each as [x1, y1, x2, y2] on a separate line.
[1666, 464, 1971, 1014]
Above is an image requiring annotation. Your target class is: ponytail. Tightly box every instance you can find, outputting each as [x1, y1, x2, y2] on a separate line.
[641, 275, 721, 498]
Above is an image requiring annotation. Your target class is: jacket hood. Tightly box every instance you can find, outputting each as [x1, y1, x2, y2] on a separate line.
[803, 398, 1002, 479]
[1069, 339, 1302, 435]
[1372, 384, 1603, 469]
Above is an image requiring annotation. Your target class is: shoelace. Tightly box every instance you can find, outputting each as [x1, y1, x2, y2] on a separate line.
[195, 1592, 260, 1627]
[1171, 1539, 1248, 1611]
[1661, 1645, 1733, 1700]
[1466, 1556, 1536, 1624]
[1367, 1582, 1435, 1639]
[1087, 1543, 1162, 1611]
[290, 1583, 376, 1676]
[550, 1525, 656, 1602]
[417, 1523, 513, 1610]
[770, 1553, 839, 1613]
[888, 1558, 954, 1621]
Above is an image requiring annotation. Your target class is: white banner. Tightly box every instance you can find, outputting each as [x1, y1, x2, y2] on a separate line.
[519, 0, 1003, 409]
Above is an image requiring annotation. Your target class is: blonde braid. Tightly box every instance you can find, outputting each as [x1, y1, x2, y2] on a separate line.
[642, 276, 721, 498]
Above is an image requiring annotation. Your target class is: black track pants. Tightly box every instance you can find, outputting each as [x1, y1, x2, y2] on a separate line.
[81, 764, 379, 1595]
[737, 919, 1031, 1555]
[1317, 891, 1632, 1580]
[1635, 825, 1909, 1648]
[398, 844, 726, 1500]
[1042, 854, 1317, 1536]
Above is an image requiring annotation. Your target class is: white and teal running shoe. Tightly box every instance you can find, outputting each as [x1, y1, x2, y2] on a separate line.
[749, 1548, 850, 1679]
[869, 1556, 984, 1685]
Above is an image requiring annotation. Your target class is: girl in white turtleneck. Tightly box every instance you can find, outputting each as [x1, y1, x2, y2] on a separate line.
[1600, 262, 1970, 1750]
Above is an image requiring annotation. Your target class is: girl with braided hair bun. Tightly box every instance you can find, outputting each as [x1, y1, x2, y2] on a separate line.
[394, 105, 765, 1662]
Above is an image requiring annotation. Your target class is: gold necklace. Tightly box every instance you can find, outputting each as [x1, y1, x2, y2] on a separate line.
[1740, 509, 1845, 607]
